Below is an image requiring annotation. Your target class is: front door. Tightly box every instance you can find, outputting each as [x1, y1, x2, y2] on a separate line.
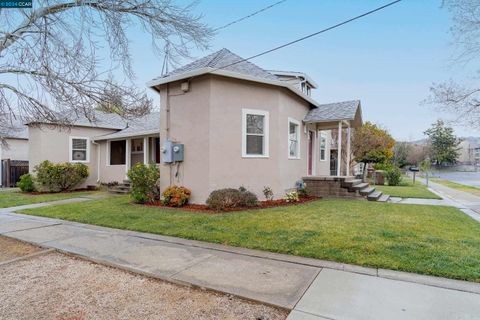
[308, 131, 314, 175]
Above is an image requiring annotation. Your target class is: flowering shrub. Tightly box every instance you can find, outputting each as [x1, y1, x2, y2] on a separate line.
[284, 190, 299, 203]
[162, 185, 191, 207]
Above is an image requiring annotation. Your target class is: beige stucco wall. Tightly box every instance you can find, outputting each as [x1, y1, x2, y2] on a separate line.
[28, 125, 118, 187]
[157, 75, 332, 203]
[1, 138, 29, 161]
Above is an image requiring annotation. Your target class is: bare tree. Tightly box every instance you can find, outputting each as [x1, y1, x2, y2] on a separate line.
[0, 0, 212, 133]
[428, 0, 480, 127]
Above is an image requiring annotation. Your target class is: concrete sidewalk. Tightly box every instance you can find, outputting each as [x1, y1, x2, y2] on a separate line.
[0, 200, 479, 318]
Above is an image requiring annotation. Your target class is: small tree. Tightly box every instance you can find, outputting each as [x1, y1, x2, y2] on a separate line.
[393, 142, 412, 168]
[353, 122, 395, 181]
[127, 163, 160, 203]
[424, 120, 461, 166]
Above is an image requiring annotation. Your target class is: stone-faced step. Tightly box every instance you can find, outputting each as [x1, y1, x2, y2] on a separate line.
[359, 187, 375, 196]
[367, 191, 383, 201]
[352, 183, 369, 191]
[342, 179, 363, 188]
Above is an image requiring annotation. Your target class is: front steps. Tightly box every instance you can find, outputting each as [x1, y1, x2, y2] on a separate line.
[109, 180, 131, 194]
[303, 176, 390, 202]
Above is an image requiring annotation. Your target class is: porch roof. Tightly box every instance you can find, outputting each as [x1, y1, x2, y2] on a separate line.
[303, 100, 363, 128]
[93, 112, 159, 141]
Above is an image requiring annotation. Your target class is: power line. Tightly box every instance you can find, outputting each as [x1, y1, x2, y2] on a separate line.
[215, 0, 403, 71]
[161, 0, 288, 75]
[213, 0, 287, 32]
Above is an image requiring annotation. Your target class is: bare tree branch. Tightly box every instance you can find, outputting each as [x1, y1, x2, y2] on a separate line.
[0, 0, 212, 136]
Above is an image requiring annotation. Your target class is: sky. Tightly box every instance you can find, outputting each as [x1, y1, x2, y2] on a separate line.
[126, 0, 478, 141]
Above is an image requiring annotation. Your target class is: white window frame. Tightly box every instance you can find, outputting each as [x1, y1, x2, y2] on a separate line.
[242, 108, 269, 158]
[288, 117, 301, 159]
[319, 131, 327, 161]
[69, 136, 90, 163]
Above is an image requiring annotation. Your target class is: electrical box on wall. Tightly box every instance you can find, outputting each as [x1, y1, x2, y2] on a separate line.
[161, 139, 173, 163]
[172, 144, 184, 162]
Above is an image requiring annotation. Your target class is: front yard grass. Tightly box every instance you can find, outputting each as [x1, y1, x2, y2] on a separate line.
[0, 189, 105, 208]
[431, 179, 480, 197]
[19, 196, 480, 282]
[374, 177, 441, 199]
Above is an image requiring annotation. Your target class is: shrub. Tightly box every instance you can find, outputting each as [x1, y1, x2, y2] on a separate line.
[162, 185, 191, 207]
[34, 160, 89, 192]
[284, 190, 299, 202]
[127, 163, 160, 204]
[262, 186, 274, 201]
[17, 173, 35, 192]
[206, 187, 258, 210]
[385, 166, 402, 186]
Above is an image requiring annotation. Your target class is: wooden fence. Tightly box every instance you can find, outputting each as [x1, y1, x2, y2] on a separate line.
[1, 159, 29, 188]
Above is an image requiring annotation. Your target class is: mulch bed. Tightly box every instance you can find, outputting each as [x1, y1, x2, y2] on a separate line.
[145, 195, 320, 214]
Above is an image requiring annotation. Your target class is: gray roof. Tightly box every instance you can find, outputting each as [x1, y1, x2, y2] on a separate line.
[304, 100, 362, 123]
[2, 116, 28, 139]
[26, 110, 127, 130]
[94, 112, 160, 140]
[153, 48, 278, 82]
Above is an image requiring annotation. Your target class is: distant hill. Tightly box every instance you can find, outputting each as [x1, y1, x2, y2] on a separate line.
[403, 137, 480, 146]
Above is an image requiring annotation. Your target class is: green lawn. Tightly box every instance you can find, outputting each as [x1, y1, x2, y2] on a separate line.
[0, 189, 104, 208]
[19, 196, 480, 282]
[431, 179, 480, 197]
[374, 177, 441, 199]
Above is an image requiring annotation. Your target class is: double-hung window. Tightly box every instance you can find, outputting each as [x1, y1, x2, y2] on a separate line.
[319, 131, 327, 161]
[70, 137, 89, 163]
[288, 118, 300, 159]
[242, 109, 269, 157]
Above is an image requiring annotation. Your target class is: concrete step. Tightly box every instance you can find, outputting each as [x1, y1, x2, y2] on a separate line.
[342, 179, 362, 188]
[116, 185, 131, 190]
[359, 187, 375, 196]
[367, 191, 383, 201]
[110, 189, 130, 194]
[352, 183, 369, 191]
[377, 194, 391, 202]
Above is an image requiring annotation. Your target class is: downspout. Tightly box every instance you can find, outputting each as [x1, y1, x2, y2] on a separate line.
[166, 82, 173, 186]
[91, 140, 101, 183]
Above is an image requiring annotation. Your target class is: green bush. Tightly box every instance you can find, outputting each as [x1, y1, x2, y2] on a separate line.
[162, 185, 191, 207]
[17, 173, 35, 192]
[284, 190, 299, 202]
[34, 160, 89, 192]
[206, 187, 258, 210]
[127, 163, 160, 203]
[385, 166, 402, 186]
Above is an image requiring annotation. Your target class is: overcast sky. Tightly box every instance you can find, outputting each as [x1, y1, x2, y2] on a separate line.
[126, 0, 477, 141]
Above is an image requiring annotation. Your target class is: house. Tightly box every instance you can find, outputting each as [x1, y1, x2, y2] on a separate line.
[147, 48, 363, 203]
[27, 111, 160, 188]
[0, 116, 29, 187]
[26, 48, 365, 203]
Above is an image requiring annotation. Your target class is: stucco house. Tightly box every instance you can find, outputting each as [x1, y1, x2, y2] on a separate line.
[147, 48, 364, 203]
[26, 48, 373, 203]
[1, 117, 29, 187]
[27, 111, 160, 188]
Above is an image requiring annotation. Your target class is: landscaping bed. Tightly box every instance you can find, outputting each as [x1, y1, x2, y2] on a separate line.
[19, 195, 480, 282]
[146, 195, 320, 214]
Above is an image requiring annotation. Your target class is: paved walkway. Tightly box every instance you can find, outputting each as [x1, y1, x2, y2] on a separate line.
[0, 199, 479, 319]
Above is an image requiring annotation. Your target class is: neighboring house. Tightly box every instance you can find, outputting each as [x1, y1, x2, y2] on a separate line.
[27, 111, 160, 188]
[147, 48, 362, 203]
[0, 117, 29, 187]
[458, 139, 480, 165]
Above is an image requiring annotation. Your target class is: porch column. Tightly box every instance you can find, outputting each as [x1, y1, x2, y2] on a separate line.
[346, 123, 351, 176]
[143, 137, 149, 164]
[337, 121, 342, 176]
[125, 138, 131, 177]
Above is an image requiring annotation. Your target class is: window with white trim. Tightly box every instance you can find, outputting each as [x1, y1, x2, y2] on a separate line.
[288, 118, 300, 159]
[319, 131, 327, 161]
[70, 137, 89, 162]
[242, 109, 269, 157]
